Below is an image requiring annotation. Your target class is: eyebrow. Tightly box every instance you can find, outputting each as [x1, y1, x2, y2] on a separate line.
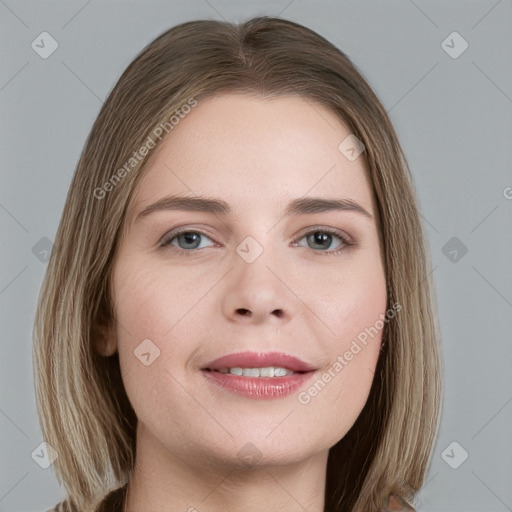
[134, 194, 373, 223]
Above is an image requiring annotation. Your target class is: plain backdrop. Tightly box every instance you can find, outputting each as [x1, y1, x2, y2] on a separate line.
[0, 1, 511, 511]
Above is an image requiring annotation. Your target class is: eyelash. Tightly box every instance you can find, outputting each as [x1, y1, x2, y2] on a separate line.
[160, 227, 354, 257]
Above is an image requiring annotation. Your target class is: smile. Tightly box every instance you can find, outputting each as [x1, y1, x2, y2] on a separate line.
[213, 366, 296, 377]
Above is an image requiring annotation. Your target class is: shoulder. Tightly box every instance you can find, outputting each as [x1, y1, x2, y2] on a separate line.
[45, 499, 83, 512]
[45, 501, 73, 512]
[382, 493, 416, 511]
[94, 485, 126, 512]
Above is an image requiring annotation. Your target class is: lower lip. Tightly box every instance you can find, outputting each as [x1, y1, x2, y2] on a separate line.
[201, 370, 316, 399]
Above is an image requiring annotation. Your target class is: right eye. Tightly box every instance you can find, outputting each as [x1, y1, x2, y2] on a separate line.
[160, 229, 216, 251]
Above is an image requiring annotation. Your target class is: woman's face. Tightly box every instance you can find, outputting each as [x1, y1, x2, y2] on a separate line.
[104, 93, 387, 471]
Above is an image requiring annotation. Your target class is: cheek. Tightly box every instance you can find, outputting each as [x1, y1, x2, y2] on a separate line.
[307, 251, 388, 353]
[112, 258, 212, 398]
[296, 286, 385, 443]
[296, 253, 387, 423]
[112, 264, 175, 390]
[113, 260, 205, 339]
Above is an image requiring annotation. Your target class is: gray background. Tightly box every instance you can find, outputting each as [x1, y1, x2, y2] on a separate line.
[1, 1, 511, 510]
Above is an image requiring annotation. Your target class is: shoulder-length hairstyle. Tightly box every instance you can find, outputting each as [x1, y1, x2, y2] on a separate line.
[33, 16, 442, 512]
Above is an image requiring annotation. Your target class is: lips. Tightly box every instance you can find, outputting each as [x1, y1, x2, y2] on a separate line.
[202, 351, 317, 373]
[201, 351, 317, 399]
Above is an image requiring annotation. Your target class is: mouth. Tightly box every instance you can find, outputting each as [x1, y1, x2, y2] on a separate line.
[202, 366, 308, 378]
[201, 350, 317, 374]
[201, 351, 317, 399]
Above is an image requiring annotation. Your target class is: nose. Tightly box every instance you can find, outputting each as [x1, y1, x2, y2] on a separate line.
[220, 251, 296, 325]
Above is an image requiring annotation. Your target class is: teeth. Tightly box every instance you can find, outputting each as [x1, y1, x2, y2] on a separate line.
[243, 368, 260, 377]
[259, 367, 274, 377]
[217, 366, 295, 377]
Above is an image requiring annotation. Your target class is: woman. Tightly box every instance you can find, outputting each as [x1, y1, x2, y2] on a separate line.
[34, 16, 442, 512]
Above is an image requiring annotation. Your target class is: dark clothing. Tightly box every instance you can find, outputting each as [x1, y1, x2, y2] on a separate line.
[49, 486, 415, 511]
[47, 485, 127, 512]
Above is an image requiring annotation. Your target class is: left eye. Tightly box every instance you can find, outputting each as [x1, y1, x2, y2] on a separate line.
[293, 229, 350, 252]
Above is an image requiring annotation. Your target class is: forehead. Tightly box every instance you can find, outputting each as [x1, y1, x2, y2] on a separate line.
[128, 93, 373, 220]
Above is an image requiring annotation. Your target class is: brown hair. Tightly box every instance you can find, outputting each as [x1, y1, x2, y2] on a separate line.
[33, 16, 442, 512]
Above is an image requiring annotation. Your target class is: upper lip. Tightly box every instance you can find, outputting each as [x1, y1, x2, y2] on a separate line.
[202, 351, 316, 373]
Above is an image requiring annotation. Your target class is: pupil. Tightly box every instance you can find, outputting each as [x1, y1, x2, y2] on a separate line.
[180, 232, 200, 249]
[311, 232, 331, 249]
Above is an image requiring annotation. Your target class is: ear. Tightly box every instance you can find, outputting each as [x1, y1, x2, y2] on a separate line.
[93, 322, 118, 357]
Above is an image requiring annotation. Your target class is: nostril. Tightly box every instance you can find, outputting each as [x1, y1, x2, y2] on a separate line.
[236, 308, 251, 316]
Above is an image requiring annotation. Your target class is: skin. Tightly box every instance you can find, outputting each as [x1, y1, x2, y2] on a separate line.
[96, 93, 387, 512]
